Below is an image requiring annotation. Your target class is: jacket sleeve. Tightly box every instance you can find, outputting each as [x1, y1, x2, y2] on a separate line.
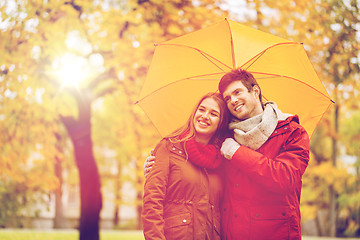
[230, 125, 309, 193]
[142, 140, 169, 240]
[185, 138, 222, 169]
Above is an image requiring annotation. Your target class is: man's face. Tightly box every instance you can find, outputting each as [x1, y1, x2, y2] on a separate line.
[222, 81, 263, 120]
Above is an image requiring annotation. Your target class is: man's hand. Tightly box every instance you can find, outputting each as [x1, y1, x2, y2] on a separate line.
[221, 138, 241, 160]
[144, 150, 155, 178]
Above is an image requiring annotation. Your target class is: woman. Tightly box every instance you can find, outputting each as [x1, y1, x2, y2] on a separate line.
[142, 92, 229, 240]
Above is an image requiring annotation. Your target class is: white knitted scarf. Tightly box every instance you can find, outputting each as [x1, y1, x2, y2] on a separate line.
[229, 102, 292, 150]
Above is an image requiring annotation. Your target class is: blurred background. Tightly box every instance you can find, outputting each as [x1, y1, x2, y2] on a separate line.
[0, 0, 359, 238]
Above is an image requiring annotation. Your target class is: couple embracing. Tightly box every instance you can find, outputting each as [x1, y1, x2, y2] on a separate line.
[142, 68, 309, 240]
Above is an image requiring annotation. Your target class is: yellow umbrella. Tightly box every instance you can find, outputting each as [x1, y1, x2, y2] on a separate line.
[136, 19, 333, 138]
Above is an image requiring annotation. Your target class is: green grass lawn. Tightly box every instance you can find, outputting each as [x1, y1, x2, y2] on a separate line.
[0, 230, 144, 240]
[0, 230, 359, 240]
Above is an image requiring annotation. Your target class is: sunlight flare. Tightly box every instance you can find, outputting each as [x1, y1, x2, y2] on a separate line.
[52, 53, 91, 88]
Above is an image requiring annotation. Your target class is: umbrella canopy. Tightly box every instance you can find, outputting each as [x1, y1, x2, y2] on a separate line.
[137, 19, 333, 138]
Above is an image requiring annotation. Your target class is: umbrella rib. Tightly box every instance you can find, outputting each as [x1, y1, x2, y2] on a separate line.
[159, 43, 233, 71]
[308, 103, 333, 139]
[240, 42, 299, 70]
[243, 51, 266, 71]
[199, 51, 232, 72]
[250, 71, 334, 101]
[136, 104, 163, 137]
[225, 18, 236, 69]
[136, 72, 224, 103]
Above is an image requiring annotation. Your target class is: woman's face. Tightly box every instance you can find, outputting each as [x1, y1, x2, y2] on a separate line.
[193, 98, 221, 144]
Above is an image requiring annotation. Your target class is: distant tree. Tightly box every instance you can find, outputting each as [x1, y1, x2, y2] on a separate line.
[0, 0, 228, 238]
[227, 0, 359, 236]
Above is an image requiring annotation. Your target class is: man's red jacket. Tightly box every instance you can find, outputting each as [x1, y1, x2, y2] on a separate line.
[221, 115, 309, 240]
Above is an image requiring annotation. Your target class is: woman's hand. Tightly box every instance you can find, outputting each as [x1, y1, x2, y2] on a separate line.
[144, 150, 155, 178]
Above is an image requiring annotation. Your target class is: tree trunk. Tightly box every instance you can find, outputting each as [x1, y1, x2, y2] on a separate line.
[356, 166, 360, 232]
[54, 134, 64, 229]
[113, 205, 119, 227]
[329, 185, 337, 236]
[73, 129, 102, 240]
[61, 91, 102, 240]
[136, 178, 143, 230]
[119, 82, 143, 230]
[329, 90, 339, 237]
[113, 161, 122, 227]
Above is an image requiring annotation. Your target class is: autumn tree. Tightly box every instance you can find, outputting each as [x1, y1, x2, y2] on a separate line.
[1, 0, 228, 237]
[298, 1, 359, 236]
[228, 0, 359, 236]
[5, 0, 359, 238]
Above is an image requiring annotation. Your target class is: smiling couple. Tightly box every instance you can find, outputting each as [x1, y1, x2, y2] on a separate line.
[142, 68, 309, 240]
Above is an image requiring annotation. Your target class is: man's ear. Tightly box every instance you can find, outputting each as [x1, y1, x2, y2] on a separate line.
[252, 85, 260, 98]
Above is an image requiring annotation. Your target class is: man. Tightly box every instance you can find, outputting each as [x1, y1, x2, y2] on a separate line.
[144, 68, 309, 240]
[218, 68, 309, 240]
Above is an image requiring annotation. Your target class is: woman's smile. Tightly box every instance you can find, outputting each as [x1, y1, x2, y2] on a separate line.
[193, 98, 221, 145]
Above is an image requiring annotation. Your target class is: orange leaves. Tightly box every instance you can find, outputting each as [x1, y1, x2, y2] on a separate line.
[311, 161, 350, 190]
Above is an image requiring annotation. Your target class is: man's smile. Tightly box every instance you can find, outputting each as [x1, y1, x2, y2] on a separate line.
[234, 103, 244, 112]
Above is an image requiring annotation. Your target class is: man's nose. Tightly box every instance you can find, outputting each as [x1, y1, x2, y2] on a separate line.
[230, 95, 238, 104]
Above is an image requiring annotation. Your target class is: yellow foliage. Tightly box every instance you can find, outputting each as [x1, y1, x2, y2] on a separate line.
[300, 204, 318, 222]
[1, 0, 359, 232]
[309, 161, 351, 192]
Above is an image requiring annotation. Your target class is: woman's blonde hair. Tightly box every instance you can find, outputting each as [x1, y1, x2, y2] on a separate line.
[167, 92, 230, 147]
